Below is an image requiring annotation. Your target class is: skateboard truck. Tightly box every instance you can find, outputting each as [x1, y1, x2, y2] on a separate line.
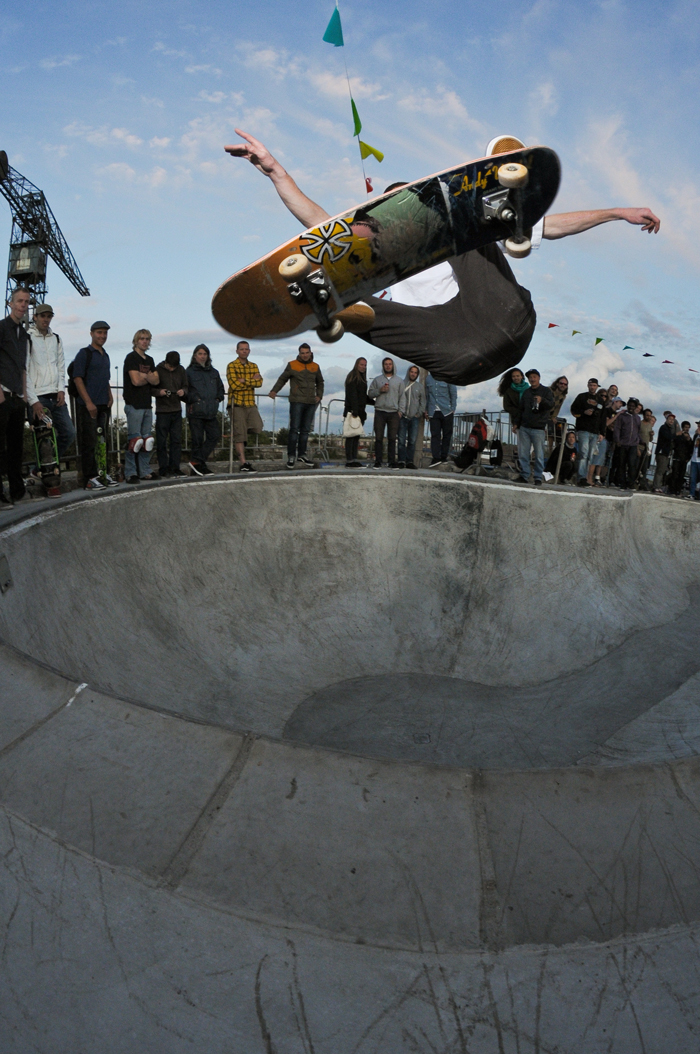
[480, 162, 532, 258]
[278, 255, 344, 343]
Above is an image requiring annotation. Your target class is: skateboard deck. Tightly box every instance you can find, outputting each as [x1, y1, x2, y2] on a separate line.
[212, 146, 560, 341]
[31, 418, 61, 497]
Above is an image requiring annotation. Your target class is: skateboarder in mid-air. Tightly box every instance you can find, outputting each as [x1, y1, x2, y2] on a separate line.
[225, 131, 660, 386]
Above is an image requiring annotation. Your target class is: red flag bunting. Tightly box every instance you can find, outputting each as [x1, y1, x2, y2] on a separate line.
[365, 177, 373, 194]
[662, 359, 674, 364]
[547, 323, 558, 328]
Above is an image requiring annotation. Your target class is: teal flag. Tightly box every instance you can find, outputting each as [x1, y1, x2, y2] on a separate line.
[323, 6, 344, 46]
[351, 98, 362, 136]
[622, 345, 634, 350]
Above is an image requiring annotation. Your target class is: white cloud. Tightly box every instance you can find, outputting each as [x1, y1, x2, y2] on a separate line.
[64, 122, 143, 149]
[95, 163, 167, 188]
[153, 41, 188, 58]
[529, 81, 558, 117]
[186, 64, 223, 76]
[149, 137, 171, 149]
[397, 88, 483, 131]
[198, 91, 228, 104]
[40, 54, 81, 70]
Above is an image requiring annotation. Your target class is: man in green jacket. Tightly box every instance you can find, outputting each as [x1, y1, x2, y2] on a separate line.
[269, 343, 324, 468]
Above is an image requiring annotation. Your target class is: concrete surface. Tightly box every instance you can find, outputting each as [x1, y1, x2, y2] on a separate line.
[0, 472, 699, 1051]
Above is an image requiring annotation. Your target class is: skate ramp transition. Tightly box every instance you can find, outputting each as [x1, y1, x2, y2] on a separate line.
[1, 473, 700, 1053]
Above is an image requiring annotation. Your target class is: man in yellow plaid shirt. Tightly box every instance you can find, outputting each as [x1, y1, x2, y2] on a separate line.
[227, 340, 264, 472]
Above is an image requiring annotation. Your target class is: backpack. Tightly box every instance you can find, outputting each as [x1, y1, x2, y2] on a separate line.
[67, 344, 92, 399]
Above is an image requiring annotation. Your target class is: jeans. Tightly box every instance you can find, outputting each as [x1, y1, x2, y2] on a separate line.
[345, 435, 360, 462]
[36, 394, 75, 457]
[373, 409, 399, 464]
[156, 412, 183, 472]
[76, 403, 109, 483]
[517, 426, 546, 481]
[125, 405, 153, 478]
[576, 430, 599, 477]
[653, 453, 669, 490]
[429, 411, 454, 461]
[398, 416, 420, 464]
[288, 402, 317, 458]
[690, 460, 700, 498]
[189, 416, 219, 464]
[0, 392, 27, 499]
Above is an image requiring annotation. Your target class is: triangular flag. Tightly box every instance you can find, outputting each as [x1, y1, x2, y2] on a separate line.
[622, 345, 634, 350]
[351, 98, 362, 137]
[323, 6, 344, 46]
[365, 176, 373, 194]
[547, 323, 559, 329]
[572, 330, 581, 336]
[690, 368, 699, 373]
[662, 359, 674, 364]
[642, 353, 654, 357]
[359, 140, 384, 162]
[594, 337, 604, 345]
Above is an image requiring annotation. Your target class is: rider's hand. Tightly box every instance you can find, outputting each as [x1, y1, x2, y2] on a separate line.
[225, 130, 277, 177]
[619, 207, 660, 233]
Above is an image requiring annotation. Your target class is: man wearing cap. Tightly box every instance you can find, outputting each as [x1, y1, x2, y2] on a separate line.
[26, 304, 75, 459]
[570, 378, 605, 487]
[0, 287, 32, 505]
[612, 398, 641, 490]
[72, 321, 117, 490]
[512, 368, 554, 485]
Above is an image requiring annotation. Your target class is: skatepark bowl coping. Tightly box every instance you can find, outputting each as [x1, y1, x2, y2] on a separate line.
[1, 471, 700, 1051]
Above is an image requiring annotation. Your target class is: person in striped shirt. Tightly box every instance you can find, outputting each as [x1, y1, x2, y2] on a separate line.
[226, 340, 264, 473]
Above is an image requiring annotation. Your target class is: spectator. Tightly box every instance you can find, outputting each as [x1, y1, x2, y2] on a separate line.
[154, 351, 188, 477]
[636, 408, 656, 486]
[662, 410, 681, 435]
[571, 377, 605, 487]
[425, 372, 457, 467]
[451, 414, 489, 471]
[653, 412, 676, 492]
[513, 368, 554, 485]
[612, 398, 641, 489]
[669, 422, 693, 496]
[269, 342, 323, 469]
[546, 430, 578, 483]
[368, 357, 404, 468]
[689, 423, 700, 501]
[72, 321, 118, 490]
[397, 365, 425, 468]
[123, 329, 159, 484]
[498, 367, 529, 473]
[25, 303, 75, 460]
[343, 356, 373, 467]
[548, 375, 569, 421]
[602, 397, 625, 486]
[589, 392, 616, 485]
[0, 287, 32, 505]
[186, 344, 224, 476]
[227, 340, 264, 473]
[607, 384, 620, 404]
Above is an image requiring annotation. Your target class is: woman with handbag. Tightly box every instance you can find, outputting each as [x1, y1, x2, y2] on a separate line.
[343, 357, 373, 466]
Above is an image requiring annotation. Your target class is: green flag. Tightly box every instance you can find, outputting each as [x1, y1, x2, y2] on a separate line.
[594, 337, 604, 345]
[359, 139, 384, 162]
[622, 345, 634, 350]
[323, 6, 344, 46]
[351, 98, 362, 136]
[572, 330, 581, 336]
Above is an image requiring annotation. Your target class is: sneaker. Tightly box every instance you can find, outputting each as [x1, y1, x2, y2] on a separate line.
[126, 475, 140, 484]
[160, 467, 172, 478]
[517, 476, 530, 484]
[143, 437, 155, 452]
[428, 459, 442, 468]
[388, 462, 400, 469]
[372, 462, 382, 469]
[102, 474, 120, 487]
[297, 456, 314, 466]
[534, 478, 543, 486]
[406, 462, 418, 469]
[189, 461, 204, 476]
[200, 464, 213, 475]
[397, 461, 406, 469]
[286, 458, 296, 469]
[0, 491, 13, 506]
[577, 479, 589, 487]
[86, 477, 106, 490]
[485, 135, 526, 156]
[128, 437, 144, 453]
[333, 301, 376, 334]
[170, 468, 185, 477]
[240, 462, 256, 473]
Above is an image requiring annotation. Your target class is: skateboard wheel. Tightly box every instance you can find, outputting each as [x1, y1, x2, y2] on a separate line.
[317, 319, 344, 343]
[497, 163, 528, 189]
[504, 236, 532, 258]
[278, 254, 312, 281]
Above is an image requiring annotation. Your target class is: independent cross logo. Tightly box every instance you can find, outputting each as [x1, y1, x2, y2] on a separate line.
[299, 219, 354, 264]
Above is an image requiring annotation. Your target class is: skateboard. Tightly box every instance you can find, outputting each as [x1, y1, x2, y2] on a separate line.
[32, 414, 61, 497]
[212, 146, 560, 343]
[95, 424, 108, 480]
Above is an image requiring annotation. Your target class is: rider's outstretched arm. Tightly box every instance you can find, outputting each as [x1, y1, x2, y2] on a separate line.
[543, 207, 660, 239]
[224, 129, 331, 228]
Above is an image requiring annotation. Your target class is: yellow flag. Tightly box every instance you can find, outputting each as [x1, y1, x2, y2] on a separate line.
[359, 140, 384, 163]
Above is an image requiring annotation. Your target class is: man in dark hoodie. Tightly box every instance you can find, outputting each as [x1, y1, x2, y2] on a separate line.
[154, 351, 188, 476]
[570, 378, 605, 487]
[186, 344, 225, 475]
[397, 365, 425, 468]
[269, 343, 324, 469]
[512, 368, 554, 485]
[612, 398, 641, 489]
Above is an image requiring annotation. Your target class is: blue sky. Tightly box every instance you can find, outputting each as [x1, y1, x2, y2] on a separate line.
[2, 0, 699, 425]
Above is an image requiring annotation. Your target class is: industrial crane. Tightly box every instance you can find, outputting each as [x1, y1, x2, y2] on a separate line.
[0, 149, 89, 312]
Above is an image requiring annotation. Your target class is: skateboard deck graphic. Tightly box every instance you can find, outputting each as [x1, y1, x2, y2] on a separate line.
[212, 147, 560, 341]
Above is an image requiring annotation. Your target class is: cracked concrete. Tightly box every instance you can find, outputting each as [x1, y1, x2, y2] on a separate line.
[0, 473, 699, 1050]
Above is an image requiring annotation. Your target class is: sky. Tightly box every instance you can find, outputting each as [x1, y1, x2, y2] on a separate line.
[2, 0, 700, 428]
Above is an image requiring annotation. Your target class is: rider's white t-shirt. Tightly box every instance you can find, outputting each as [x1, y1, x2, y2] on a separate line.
[388, 217, 544, 307]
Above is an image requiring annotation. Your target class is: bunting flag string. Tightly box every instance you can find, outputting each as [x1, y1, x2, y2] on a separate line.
[545, 321, 698, 374]
[323, 3, 383, 194]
